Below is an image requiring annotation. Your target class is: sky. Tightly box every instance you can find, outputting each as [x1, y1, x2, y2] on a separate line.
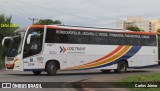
[0, 0, 160, 28]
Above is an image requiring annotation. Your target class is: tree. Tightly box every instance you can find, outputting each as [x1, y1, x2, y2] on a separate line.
[126, 26, 143, 32]
[0, 14, 19, 68]
[0, 14, 19, 39]
[34, 19, 62, 25]
[156, 28, 160, 40]
[157, 28, 160, 33]
[157, 28, 160, 61]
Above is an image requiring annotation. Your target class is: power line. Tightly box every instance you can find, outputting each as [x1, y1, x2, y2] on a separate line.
[14, 0, 115, 24]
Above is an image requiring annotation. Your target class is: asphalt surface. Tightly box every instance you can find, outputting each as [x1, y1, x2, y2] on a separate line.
[0, 67, 160, 91]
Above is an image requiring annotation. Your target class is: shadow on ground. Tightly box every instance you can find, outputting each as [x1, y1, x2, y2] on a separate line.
[6, 70, 151, 76]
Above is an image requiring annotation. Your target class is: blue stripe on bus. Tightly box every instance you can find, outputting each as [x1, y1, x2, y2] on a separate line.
[85, 46, 142, 69]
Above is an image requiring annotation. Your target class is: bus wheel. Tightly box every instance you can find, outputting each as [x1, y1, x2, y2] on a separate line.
[114, 61, 127, 73]
[33, 71, 42, 75]
[101, 70, 111, 73]
[46, 61, 57, 76]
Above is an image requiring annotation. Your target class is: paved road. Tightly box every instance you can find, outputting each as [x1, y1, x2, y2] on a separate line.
[0, 68, 160, 91]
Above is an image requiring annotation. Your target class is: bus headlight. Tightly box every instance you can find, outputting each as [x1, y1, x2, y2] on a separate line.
[13, 58, 19, 64]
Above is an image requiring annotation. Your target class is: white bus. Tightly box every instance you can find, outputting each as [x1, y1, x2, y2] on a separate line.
[2, 25, 159, 75]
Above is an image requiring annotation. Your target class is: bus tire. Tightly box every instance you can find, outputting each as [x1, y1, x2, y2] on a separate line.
[101, 70, 111, 73]
[46, 61, 57, 76]
[33, 71, 42, 75]
[115, 61, 127, 73]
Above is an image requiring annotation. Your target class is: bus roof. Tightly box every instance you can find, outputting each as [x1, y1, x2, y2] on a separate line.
[29, 25, 125, 31]
[29, 25, 157, 35]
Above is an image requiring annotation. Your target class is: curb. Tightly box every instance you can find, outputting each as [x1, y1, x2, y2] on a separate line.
[74, 77, 129, 91]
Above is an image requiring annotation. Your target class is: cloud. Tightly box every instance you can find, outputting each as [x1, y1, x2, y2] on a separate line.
[0, 0, 160, 28]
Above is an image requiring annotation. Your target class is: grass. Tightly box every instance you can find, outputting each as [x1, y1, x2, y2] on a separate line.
[119, 73, 160, 91]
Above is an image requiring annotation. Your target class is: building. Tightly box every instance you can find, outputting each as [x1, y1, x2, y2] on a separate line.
[150, 19, 160, 32]
[116, 16, 152, 32]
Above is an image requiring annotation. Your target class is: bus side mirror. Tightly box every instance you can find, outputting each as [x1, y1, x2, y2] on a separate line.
[2, 37, 13, 46]
[27, 34, 33, 44]
[2, 37, 13, 58]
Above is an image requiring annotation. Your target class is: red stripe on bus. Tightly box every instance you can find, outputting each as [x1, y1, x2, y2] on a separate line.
[30, 25, 45, 28]
[84, 45, 123, 65]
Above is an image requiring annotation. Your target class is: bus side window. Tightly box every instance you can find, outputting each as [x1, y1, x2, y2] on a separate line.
[45, 29, 56, 43]
[81, 37, 88, 44]
[67, 34, 75, 43]
[90, 37, 96, 44]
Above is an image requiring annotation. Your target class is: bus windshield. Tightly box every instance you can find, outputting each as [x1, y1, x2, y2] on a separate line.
[7, 30, 26, 57]
[23, 28, 44, 58]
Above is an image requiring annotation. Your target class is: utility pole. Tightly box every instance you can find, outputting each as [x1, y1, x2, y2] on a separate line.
[29, 18, 38, 24]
